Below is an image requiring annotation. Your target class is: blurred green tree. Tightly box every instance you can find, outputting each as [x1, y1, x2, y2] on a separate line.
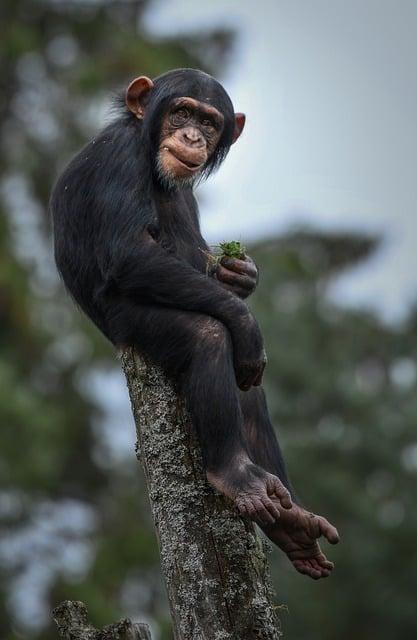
[250, 232, 417, 640]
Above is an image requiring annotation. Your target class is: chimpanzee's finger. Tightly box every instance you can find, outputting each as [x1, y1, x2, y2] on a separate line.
[236, 497, 252, 518]
[216, 282, 248, 298]
[305, 560, 323, 580]
[320, 558, 335, 571]
[216, 265, 253, 290]
[310, 557, 331, 578]
[237, 497, 272, 524]
[268, 476, 292, 509]
[318, 517, 340, 544]
[260, 496, 282, 523]
[251, 498, 276, 525]
[293, 560, 311, 577]
[221, 256, 257, 278]
[260, 496, 281, 522]
[253, 369, 264, 387]
[253, 360, 266, 386]
[237, 374, 253, 392]
[238, 367, 260, 391]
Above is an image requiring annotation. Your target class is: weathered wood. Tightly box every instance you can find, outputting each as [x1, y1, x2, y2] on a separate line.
[121, 347, 281, 640]
[53, 600, 152, 639]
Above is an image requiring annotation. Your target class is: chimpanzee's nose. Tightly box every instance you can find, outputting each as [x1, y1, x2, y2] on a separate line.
[182, 127, 204, 147]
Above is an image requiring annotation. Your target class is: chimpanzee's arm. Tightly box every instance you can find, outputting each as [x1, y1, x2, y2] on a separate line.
[102, 229, 249, 329]
[99, 228, 266, 388]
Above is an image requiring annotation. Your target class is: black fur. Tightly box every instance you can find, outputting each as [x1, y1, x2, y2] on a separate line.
[50, 68, 292, 487]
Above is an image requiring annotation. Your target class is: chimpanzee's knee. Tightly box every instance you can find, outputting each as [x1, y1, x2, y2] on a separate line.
[191, 317, 231, 361]
[105, 299, 231, 378]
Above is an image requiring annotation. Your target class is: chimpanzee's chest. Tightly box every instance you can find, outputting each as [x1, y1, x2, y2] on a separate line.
[153, 192, 208, 273]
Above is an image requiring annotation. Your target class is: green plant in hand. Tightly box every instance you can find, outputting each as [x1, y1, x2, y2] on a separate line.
[218, 241, 246, 260]
[202, 240, 247, 274]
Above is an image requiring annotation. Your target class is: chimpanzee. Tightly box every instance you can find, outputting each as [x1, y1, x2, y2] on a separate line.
[50, 68, 339, 579]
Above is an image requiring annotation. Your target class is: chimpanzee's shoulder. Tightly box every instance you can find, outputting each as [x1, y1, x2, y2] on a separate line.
[53, 121, 140, 201]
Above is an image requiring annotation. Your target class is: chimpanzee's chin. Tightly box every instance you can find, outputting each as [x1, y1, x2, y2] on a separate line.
[155, 154, 199, 191]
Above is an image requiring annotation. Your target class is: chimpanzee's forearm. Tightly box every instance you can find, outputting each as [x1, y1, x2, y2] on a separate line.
[105, 240, 250, 331]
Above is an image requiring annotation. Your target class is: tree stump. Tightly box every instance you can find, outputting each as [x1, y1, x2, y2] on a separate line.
[53, 600, 152, 639]
[120, 347, 281, 640]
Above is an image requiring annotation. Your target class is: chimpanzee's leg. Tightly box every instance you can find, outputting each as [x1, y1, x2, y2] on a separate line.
[238, 386, 294, 495]
[239, 386, 340, 579]
[107, 299, 291, 523]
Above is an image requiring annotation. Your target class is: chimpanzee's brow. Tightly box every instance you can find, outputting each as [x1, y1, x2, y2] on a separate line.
[171, 97, 224, 122]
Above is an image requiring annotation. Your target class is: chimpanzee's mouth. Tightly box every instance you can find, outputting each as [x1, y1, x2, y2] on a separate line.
[162, 146, 205, 172]
[179, 157, 202, 169]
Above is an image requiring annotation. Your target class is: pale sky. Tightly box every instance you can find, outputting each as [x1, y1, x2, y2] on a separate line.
[144, 0, 417, 323]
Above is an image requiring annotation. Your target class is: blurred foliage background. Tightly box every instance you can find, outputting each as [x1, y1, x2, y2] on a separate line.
[0, 1, 416, 639]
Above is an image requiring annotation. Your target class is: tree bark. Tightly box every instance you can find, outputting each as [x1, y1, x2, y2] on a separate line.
[120, 347, 282, 640]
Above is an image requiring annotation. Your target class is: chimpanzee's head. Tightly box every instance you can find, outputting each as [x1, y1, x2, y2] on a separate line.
[125, 68, 245, 190]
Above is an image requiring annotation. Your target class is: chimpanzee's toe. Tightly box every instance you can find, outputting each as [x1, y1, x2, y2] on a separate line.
[236, 496, 278, 525]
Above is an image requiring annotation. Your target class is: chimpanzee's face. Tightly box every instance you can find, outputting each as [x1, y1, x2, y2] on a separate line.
[156, 97, 224, 188]
[125, 74, 245, 190]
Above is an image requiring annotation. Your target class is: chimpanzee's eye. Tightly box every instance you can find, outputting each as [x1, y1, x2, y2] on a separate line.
[202, 118, 215, 129]
[171, 108, 190, 126]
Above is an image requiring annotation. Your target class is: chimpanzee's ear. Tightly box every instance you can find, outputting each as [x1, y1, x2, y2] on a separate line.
[231, 112, 246, 144]
[125, 76, 154, 118]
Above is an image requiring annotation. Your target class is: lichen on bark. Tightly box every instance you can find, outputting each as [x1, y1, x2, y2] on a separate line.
[120, 347, 282, 640]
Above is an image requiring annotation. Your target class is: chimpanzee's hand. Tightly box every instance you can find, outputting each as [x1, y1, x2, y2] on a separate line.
[215, 255, 258, 299]
[232, 312, 267, 391]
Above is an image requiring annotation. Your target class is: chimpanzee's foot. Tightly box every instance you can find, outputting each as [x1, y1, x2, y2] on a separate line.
[206, 456, 292, 525]
[262, 504, 339, 579]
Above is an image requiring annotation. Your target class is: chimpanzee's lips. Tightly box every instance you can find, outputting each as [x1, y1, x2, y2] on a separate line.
[162, 146, 205, 172]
